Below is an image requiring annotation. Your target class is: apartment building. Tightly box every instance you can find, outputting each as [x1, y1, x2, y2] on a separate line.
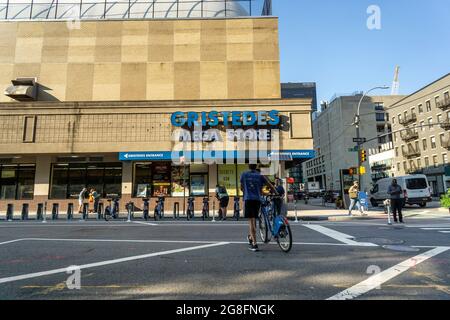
[390, 73, 450, 195]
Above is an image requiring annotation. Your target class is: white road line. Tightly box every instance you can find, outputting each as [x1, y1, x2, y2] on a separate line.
[0, 239, 26, 246]
[327, 246, 450, 300]
[439, 231, 450, 234]
[132, 221, 158, 226]
[1, 237, 370, 247]
[302, 224, 377, 247]
[0, 242, 229, 285]
[421, 228, 450, 230]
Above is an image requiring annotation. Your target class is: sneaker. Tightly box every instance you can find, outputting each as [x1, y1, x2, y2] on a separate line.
[247, 235, 253, 246]
[249, 244, 259, 252]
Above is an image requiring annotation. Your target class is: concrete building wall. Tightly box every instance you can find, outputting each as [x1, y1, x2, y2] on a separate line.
[0, 17, 281, 102]
[303, 94, 404, 192]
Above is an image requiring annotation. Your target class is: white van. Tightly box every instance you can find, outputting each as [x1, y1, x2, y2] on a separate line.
[369, 175, 432, 208]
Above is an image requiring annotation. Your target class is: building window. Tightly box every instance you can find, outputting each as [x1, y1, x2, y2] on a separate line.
[395, 148, 399, 157]
[417, 158, 422, 169]
[431, 136, 436, 149]
[435, 96, 440, 107]
[428, 117, 433, 130]
[392, 117, 396, 125]
[426, 100, 432, 112]
[443, 153, 448, 165]
[403, 161, 407, 171]
[0, 164, 35, 200]
[411, 107, 416, 116]
[376, 113, 385, 122]
[433, 155, 438, 168]
[420, 121, 425, 132]
[397, 163, 401, 172]
[445, 92, 449, 101]
[415, 141, 420, 151]
[50, 163, 122, 199]
[437, 114, 442, 125]
[440, 134, 446, 146]
[418, 104, 423, 114]
[422, 139, 427, 151]
[398, 114, 402, 123]
[424, 157, 429, 167]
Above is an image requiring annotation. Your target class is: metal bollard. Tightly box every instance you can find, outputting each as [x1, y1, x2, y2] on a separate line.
[37, 203, 44, 220]
[52, 203, 59, 220]
[67, 203, 74, 220]
[294, 200, 299, 223]
[127, 202, 134, 222]
[6, 204, 14, 221]
[82, 203, 89, 221]
[22, 203, 29, 221]
[97, 202, 104, 220]
[173, 202, 180, 220]
[384, 199, 392, 225]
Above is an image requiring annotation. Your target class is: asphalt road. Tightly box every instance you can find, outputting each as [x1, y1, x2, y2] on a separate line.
[0, 214, 449, 300]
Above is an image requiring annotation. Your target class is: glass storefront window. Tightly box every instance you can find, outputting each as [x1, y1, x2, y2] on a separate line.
[218, 164, 238, 196]
[190, 174, 207, 196]
[152, 162, 171, 197]
[50, 163, 122, 199]
[171, 166, 189, 197]
[134, 163, 152, 198]
[0, 164, 36, 200]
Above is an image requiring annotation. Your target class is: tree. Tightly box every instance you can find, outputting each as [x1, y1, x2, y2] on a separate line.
[440, 189, 450, 214]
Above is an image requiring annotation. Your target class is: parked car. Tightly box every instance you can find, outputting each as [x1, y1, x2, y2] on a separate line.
[369, 175, 432, 208]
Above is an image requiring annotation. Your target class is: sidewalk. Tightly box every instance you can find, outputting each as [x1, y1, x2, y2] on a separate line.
[286, 201, 387, 221]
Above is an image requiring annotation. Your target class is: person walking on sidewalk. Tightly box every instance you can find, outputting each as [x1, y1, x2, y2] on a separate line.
[348, 181, 364, 216]
[388, 179, 404, 223]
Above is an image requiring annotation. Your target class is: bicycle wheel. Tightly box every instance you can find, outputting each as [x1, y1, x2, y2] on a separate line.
[258, 213, 269, 243]
[276, 223, 292, 253]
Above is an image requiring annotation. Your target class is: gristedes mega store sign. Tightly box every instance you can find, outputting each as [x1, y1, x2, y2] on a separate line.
[119, 110, 315, 163]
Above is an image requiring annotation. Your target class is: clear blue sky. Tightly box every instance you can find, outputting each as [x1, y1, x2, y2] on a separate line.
[274, 0, 450, 104]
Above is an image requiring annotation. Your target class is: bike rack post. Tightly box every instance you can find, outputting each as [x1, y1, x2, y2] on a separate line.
[36, 203, 43, 221]
[21, 203, 29, 221]
[82, 203, 89, 221]
[212, 199, 216, 222]
[173, 202, 180, 220]
[97, 202, 104, 220]
[42, 202, 47, 223]
[52, 203, 59, 220]
[67, 203, 74, 220]
[294, 199, 299, 223]
[6, 204, 13, 221]
[127, 201, 134, 222]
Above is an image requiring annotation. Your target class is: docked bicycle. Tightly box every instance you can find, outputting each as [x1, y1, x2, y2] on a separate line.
[154, 196, 165, 221]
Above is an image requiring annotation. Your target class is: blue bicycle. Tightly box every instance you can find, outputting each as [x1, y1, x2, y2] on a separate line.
[258, 195, 292, 253]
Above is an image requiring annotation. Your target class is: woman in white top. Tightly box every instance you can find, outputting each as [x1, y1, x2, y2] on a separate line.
[78, 188, 87, 214]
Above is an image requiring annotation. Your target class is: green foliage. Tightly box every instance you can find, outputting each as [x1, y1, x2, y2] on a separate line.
[441, 190, 450, 208]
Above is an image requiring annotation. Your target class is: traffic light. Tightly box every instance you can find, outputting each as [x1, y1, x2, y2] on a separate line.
[360, 149, 367, 163]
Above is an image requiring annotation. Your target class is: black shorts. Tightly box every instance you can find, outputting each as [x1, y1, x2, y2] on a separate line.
[219, 196, 229, 208]
[244, 200, 261, 219]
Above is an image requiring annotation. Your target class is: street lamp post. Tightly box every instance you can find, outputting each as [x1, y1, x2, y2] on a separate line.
[354, 86, 389, 188]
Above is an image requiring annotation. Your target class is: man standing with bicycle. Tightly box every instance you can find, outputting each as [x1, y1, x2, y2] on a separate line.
[240, 164, 277, 252]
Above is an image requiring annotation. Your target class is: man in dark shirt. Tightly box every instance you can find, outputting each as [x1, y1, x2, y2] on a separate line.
[387, 179, 404, 223]
[240, 164, 276, 252]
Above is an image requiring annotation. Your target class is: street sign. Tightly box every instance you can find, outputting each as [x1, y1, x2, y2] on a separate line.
[353, 138, 367, 143]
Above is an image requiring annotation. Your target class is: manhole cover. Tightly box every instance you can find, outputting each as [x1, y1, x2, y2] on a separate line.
[354, 237, 404, 245]
[382, 245, 420, 252]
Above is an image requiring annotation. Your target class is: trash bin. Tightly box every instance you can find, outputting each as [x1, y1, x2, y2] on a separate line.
[21, 203, 29, 220]
[67, 203, 74, 220]
[52, 203, 59, 220]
